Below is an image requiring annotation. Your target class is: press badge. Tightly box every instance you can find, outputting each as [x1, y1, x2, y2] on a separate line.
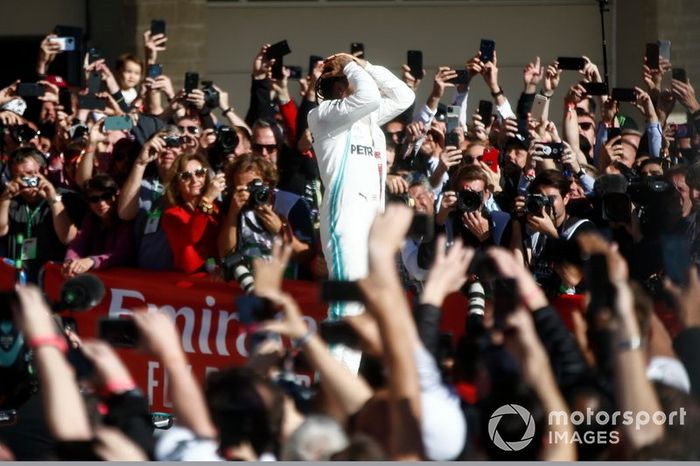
[144, 210, 161, 235]
[21, 238, 37, 260]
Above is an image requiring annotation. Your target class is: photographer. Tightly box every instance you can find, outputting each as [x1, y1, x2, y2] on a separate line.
[217, 154, 314, 279]
[0, 147, 84, 282]
[117, 126, 183, 270]
[435, 165, 512, 249]
[517, 169, 596, 296]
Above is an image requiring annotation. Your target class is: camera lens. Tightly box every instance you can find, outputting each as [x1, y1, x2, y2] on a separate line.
[457, 189, 482, 213]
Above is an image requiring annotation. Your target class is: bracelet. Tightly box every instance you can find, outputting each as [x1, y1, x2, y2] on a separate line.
[618, 336, 643, 351]
[491, 87, 504, 98]
[198, 199, 216, 215]
[29, 335, 68, 354]
[103, 379, 138, 396]
[222, 107, 234, 115]
[292, 327, 315, 349]
[539, 90, 552, 99]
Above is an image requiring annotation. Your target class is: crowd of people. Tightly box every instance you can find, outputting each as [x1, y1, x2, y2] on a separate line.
[0, 18, 699, 460]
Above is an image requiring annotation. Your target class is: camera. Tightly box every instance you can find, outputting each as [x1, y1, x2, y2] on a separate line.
[161, 134, 182, 148]
[456, 189, 482, 213]
[11, 125, 38, 143]
[208, 125, 239, 172]
[386, 191, 415, 208]
[540, 142, 564, 159]
[247, 179, 271, 208]
[201, 81, 219, 109]
[220, 251, 255, 294]
[525, 193, 553, 215]
[602, 175, 671, 224]
[21, 176, 39, 188]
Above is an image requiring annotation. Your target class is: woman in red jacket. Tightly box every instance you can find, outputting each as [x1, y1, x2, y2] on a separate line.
[162, 153, 226, 273]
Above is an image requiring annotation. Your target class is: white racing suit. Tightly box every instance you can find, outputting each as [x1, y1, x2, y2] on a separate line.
[308, 61, 414, 370]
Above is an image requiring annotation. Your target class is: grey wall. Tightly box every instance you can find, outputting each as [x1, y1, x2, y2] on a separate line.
[0, 0, 86, 36]
[206, 1, 612, 123]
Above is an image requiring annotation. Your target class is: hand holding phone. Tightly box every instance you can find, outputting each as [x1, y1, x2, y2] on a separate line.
[479, 39, 496, 63]
[266, 40, 291, 59]
[150, 19, 166, 36]
[557, 57, 586, 70]
[407, 50, 424, 80]
[350, 42, 365, 59]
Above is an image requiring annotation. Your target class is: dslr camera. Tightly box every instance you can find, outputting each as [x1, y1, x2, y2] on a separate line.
[201, 81, 220, 109]
[247, 179, 271, 208]
[602, 175, 671, 224]
[456, 189, 482, 213]
[220, 251, 255, 294]
[525, 193, 553, 215]
[161, 134, 183, 148]
[208, 125, 239, 173]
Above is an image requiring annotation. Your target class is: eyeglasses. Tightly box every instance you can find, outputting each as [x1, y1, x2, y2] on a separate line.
[252, 143, 278, 153]
[178, 167, 207, 182]
[578, 122, 594, 131]
[87, 192, 115, 203]
[177, 125, 200, 135]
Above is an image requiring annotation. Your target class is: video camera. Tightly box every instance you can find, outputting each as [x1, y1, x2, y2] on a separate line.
[601, 175, 671, 224]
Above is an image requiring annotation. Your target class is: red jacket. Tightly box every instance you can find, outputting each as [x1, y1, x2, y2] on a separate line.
[162, 204, 219, 273]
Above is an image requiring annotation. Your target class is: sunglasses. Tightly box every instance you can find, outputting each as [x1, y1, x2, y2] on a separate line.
[252, 143, 278, 153]
[88, 192, 115, 203]
[178, 125, 200, 135]
[178, 167, 207, 182]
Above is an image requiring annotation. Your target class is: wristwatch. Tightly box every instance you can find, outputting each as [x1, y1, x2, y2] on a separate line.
[574, 168, 586, 179]
[490, 87, 504, 98]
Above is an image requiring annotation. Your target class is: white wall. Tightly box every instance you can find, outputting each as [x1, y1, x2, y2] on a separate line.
[206, 1, 613, 122]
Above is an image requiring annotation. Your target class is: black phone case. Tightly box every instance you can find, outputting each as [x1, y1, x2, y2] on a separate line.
[557, 57, 586, 70]
[407, 50, 423, 79]
[478, 100, 493, 126]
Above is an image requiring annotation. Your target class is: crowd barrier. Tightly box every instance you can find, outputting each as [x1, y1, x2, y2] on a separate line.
[0, 260, 682, 412]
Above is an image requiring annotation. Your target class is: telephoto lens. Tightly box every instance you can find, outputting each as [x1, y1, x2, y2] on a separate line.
[468, 281, 485, 316]
[221, 252, 255, 294]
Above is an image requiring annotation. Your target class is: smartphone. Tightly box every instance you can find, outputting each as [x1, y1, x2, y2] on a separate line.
[645, 42, 660, 70]
[150, 19, 166, 36]
[147, 63, 162, 79]
[51, 36, 76, 52]
[236, 295, 276, 326]
[557, 56, 586, 70]
[582, 82, 608, 96]
[319, 320, 361, 348]
[87, 47, 101, 64]
[98, 318, 140, 348]
[675, 123, 690, 139]
[407, 50, 423, 80]
[87, 72, 101, 94]
[308, 55, 323, 75]
[478, 100, 493, 127]
[272, 58, 284, 80]
[408, 213, 434, 241]
[320, 280, 363, 303]
[184, 71, 199, 93]
[530, 94, 548, 121]
[482, 147, 499, 173]
[59, 88, 72, 112]
[661, 234, 692, 287]
[541, 142, 565, 160]
[445, 105, 461, 147]
[479, 39, 495, 63]
[16, 83, 45, 98]
[607, 127, 622, 142]
[493, 278, 518, 328]
[104, 115, 133, 131]
[447, 69, 469, 85]
[585, 253, 614, 314]
[658, 39, 671, 61]
[77, 95, 106, 111]
[350, 42, 365, 59]
[672, 68, 687, 82]
[611, 87, 637, 102]
[286, 65, 302, 80]
[266, 40, 291, 59]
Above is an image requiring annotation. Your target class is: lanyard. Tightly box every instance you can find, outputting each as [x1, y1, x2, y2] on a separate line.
[24, 201, 46, 239]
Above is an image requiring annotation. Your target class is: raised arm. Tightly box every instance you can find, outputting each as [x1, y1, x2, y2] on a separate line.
[364, 63, 415, 126]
